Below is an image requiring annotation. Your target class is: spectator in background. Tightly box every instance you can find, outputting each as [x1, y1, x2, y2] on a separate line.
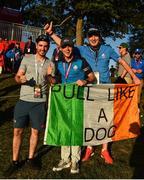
[131, 48, 144, 105]
[121, 48, 144, 105]
[3, 38, 9, 52]
[117, 43, 132, 84]
[5, 43, 15, 73]
[6, 42, 23, 73]
[3, 37, 10, 73]
[110, 65, 116, 77]
[14, 42, 23, 73]
[0, 37, 5, 74]
[24, 36, 36, 55]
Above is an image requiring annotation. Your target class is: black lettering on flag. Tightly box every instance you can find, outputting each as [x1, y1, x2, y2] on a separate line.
[86, 86, 94, 101]
[120, 87, 129, 99]
[108, 88, 114, 101]
[108, 86, 135, 101]
[77, 86, 85, 100]
[96, 128, 107, 140]
[117, 86, 135, 100]
[63, 84, 75, 99]
[85, 128, 94, 142]
[98, 108, 108, 122]
[128, 86, 135, 98]
[108, 125, 117, 138]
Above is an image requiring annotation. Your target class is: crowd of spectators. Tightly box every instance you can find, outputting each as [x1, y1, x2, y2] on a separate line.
[0, 36, 36, 75]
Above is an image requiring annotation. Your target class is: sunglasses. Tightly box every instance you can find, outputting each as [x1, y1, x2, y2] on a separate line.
[61, 44, 73, 49]
[135, 52, 141, 55]
[118, 46, 127, 49]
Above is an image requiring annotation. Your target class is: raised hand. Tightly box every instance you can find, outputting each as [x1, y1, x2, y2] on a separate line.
[44, 22, 53, 35]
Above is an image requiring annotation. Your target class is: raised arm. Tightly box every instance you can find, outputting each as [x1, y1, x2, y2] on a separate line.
[44, 22, 61, 46]
[119, 58, 140, 84]
[120, 69, 128, 79]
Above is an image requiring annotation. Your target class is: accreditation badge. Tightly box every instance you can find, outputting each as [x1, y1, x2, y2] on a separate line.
[34, 84, 42, 98]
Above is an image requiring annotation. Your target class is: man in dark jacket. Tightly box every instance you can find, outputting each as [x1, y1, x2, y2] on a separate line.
[24, 36, 36, 55]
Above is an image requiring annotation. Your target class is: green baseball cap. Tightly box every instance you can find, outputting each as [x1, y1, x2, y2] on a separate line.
[118, 42, 129, 49]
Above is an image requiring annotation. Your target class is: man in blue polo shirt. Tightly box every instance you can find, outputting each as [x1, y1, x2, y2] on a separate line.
[48, 37, 95, 174]
[44, 22, 140, 165]
[131, 48, 144, 104]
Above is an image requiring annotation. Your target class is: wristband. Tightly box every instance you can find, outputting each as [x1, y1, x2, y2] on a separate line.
[49, 31, 54, 36]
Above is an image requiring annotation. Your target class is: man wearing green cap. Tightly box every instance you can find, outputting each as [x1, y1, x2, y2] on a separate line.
[117, 42, 132, 83]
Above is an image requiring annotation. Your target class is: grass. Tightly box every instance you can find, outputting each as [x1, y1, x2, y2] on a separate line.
[0, 74, 144, 179]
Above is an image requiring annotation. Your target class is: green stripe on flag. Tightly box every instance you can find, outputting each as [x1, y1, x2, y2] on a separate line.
[44, 84, 84, 146]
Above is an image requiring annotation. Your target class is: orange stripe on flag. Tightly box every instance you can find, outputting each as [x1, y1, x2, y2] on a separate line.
[112, 84, 140, 141]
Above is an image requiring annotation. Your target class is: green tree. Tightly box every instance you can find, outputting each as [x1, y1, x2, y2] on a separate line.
[51, 0, 144, 45]
[1, 0, 144, 48]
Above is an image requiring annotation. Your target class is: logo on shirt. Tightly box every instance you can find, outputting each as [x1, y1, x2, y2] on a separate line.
[102, 53, 106, 59]
[73, 65, 78, 71]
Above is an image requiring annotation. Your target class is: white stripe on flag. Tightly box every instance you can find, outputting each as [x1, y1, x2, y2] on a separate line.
[83, 84, 115, 145]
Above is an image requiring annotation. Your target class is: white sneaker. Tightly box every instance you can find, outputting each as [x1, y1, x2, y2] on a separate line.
[52, 160, 71, 171]
[70, 162, 79, 174]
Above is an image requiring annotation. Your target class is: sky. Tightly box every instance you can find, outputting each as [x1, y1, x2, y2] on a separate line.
[46, 35, 129, 68]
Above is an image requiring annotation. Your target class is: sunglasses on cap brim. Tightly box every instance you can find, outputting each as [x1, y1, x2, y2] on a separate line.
[61, 44, 73, 48]
[134, 52, 141, 54]
[88, 32, 100, 37]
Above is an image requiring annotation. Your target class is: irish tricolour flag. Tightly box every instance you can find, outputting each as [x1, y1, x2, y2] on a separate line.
[44, 84, 140, 146]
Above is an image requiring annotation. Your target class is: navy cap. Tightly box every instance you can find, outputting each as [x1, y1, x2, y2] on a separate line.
[134, 48, 143, 54]
[61, 37, 74, 48]
[87, 28, 101, 37]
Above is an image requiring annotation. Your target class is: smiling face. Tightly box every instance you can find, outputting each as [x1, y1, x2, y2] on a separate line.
[88, 35, 100, 47]
[118, 46, 127, 56]
[60, 45, 73, 61]
[36, 41, 49, 57]
[134, 52, 142, 60]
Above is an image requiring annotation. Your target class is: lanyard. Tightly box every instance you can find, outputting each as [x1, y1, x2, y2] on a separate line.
[35, 56, 45, 84]
[63, 62, 72, 80]
[135, 59, 141, 66]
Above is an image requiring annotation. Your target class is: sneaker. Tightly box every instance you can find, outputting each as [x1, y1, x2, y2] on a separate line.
[3, 161, 20, 176]
[25, 158, 41, 170]
[70, 162, 79, 174]
[101, 150, 113, 164]
[82, 147, 94, 161]
[52, 160, 71, 171]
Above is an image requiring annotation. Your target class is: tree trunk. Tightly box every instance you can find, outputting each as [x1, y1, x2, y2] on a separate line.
[76, 17, 83, 46]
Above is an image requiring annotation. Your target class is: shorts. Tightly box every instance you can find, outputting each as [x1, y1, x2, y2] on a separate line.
[14, 100, 47, 131]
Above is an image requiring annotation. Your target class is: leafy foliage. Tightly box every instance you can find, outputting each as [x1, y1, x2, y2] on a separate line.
[1, 0, 144, 47]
